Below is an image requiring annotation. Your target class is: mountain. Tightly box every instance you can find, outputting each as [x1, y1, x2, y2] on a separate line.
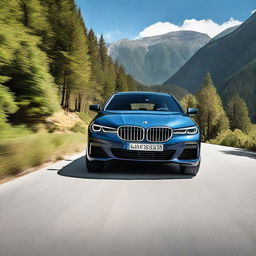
[108, 31, 210, 85]
[221, 58, 256, 122]
[136, 83, 189, 101]
[164, 13, 256, 94]
[211, 25, 239, 41]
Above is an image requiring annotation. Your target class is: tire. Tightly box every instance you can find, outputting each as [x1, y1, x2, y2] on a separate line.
[180, 161, 200, 176]
[86, 155, 105, 172]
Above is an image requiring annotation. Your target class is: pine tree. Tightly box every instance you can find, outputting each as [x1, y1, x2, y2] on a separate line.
[0, 0, 22, 78]
[98, 35, 108, 68]
[0, 0, 139, 126]
[41, 0, 91, 110]
[6, 34, 59, 118]
[0, 0, 59, 121]
[98, 35, 116, 99]
[87, 29, 103, 102]
[196, 73, 229, 140]
[19, 0, 49, 34]
[87, 29, 100, 73]
[0, 85, 18, 128]
[63, 8, 91, 111]
[126, 75, 137, 91]
[104, 56, 116, 97]
[226, 95, 252, 133]
[181, 94, 197, 110]
[115, 65, 128, 92]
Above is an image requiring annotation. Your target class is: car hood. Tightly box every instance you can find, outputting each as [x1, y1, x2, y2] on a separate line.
[94, 111, 196, 129]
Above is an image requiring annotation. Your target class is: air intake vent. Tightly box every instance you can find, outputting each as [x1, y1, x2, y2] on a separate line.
[147, 127, 173, 142]
[90, 145, 108, 158]
[112, 149, 175, 160]
[178, 147, 198, 160]
[117, 126, 144, 141]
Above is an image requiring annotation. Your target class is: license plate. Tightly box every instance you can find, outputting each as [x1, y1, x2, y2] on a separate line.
[129, 143, 164, 151]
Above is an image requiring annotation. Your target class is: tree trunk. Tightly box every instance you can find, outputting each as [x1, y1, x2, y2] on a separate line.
[78, 93, 83, 112]
[61, 69, 67, 107]
[75, 97, 78, 112]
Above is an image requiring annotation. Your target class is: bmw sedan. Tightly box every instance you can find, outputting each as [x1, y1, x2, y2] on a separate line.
[86, 92, 201, 175]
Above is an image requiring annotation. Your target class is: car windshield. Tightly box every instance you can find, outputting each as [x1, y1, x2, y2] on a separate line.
[105, 94, 183, 112]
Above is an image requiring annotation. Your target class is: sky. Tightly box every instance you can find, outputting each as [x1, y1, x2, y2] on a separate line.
[76, 0, 256, 42]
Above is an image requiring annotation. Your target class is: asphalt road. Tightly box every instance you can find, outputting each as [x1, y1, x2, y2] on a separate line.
[0, 143, 256, 256]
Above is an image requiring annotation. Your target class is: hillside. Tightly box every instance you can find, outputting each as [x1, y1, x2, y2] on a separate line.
[137, 83, 189, 100]
[211, 25, 239, 41]
[221, 58, 256, 122]
[164, 13, 256, 93]
[108, 31, 210, 85]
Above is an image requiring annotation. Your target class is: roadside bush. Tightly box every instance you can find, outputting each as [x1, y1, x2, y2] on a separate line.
[0, 125, 32, 140]
[70, 122, 87, 133]
[0, 132, 86, 178]
[210, 128, 256, 151]
[77, 112, 93, 124]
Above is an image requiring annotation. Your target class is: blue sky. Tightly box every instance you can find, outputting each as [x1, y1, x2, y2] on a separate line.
[77, 0, 255, 42]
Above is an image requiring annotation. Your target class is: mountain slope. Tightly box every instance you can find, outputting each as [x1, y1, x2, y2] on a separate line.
[221, 58, 256, 122]
[108, 31, 210, 85]
[211, 25, 239, 41]
[136, 83, 189, 101]
[164, 13, 256, 93]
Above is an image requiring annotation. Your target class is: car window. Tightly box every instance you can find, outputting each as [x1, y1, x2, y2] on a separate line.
[105, 94, 183, 112]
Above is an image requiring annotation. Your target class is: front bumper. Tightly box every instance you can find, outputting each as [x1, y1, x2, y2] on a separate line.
[87, 131, 201, 166]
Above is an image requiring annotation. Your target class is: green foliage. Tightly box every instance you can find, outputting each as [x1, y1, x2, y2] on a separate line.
[87, 29, 103, 100]
[226, 95, 252, 133]
[8, 36, 59, 116]
[115, 65, 128, 92]
[196, 73, 229, 141]
[126, 75, 137, 91]
[0, 125, 32, 140]
[19, 0, 49, 37]
[70, 122, 87, 133]
[0, 0, 59, 122]
[87, 31, 139, 103]
[221, 59, 256, 123]
[0, 85, 18, 127]
[178, 73, 254, 151]
[0, 132, 86, 177]
[41, 0, 91, 110]
[0, 0, 140, 129]
[98, 36, 116, 98]
[181, 94, 197, 110]
[78, 112, 94, 124]
[210, 128, 256, 151]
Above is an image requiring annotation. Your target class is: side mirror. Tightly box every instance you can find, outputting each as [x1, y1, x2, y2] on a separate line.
[187, 108, 198, 115]
[89, 104, 101, 112]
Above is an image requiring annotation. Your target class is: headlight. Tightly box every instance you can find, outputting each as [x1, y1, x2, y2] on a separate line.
[90, 123, 117, 133]
[173, 126, 198, 135]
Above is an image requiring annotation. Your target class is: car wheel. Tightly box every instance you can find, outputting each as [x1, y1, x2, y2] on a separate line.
[86, 155, 104, 172]
[180, 161, 200, 176]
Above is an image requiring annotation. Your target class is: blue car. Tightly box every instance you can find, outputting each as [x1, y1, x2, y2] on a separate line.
[86, 92, 201, 175]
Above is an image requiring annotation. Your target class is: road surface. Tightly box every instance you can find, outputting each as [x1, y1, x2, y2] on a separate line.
[0, 143, 256, 256]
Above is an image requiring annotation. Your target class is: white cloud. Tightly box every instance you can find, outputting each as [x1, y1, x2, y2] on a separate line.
[138, 18, 242, 38]
[103, 30, 121, 41]
[251, 9, 256, 14]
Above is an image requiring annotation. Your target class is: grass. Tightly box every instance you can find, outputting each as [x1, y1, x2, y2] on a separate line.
[0, 132, 86, 178]
[0, 110, 92, 180]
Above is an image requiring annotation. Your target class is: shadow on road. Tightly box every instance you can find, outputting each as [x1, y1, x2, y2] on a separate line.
[57, 157, 193, 180]
[220, 148, 256, 159]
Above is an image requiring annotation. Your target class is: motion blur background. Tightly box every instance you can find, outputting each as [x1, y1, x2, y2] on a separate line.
[0, 0, 255, 180]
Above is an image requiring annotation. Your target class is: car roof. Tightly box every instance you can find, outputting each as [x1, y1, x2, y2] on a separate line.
[114, 91, 172, 97]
